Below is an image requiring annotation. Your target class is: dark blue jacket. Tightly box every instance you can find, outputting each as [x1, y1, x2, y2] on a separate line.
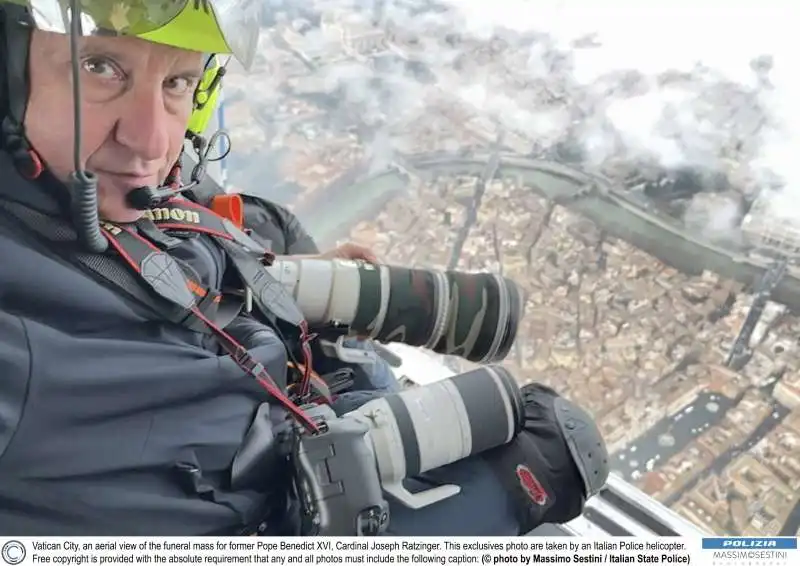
[0, 154, 288, 535]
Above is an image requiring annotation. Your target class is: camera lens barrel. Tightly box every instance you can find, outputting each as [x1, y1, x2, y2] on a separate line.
[265, 259, 523, 363]
[346, 364, 523, 509]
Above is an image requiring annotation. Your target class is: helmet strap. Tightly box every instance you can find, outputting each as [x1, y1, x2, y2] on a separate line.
[0, 5, 42, 179]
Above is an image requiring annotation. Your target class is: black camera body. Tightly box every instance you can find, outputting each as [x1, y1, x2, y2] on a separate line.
[232, 366, 525, 537]
[290, 404, 390, 536]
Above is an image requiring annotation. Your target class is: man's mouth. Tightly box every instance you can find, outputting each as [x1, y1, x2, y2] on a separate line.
[96, 170, 160, 189]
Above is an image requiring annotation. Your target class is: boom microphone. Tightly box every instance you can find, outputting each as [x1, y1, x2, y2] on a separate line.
[127, 185, 186, 210]
[126, 151, 209, 209]
[265, 258, 523, 364]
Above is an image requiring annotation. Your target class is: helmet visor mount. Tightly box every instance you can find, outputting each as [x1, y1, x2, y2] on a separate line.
[5, 0, 260, 69]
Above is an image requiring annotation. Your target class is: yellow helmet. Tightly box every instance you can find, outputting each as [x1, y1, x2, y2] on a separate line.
[2, 0, 262, 69]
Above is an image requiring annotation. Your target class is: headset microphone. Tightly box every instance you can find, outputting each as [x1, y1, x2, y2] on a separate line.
[127, 135, 215, 210]
[126, 185, 188, 210]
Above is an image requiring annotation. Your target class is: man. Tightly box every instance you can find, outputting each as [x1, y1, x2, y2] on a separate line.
[0, 0, 607, 535]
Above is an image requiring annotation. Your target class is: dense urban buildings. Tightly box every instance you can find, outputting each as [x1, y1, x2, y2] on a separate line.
[221, 1, 800, 537]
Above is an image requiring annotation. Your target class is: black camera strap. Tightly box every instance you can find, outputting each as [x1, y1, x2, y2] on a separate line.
[138, 198, 319, 400]
[99, 220, 320, 432]
[0, 194, 331, 408]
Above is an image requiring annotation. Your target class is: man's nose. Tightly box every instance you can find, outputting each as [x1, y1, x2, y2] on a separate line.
[113, 86, 171, 162]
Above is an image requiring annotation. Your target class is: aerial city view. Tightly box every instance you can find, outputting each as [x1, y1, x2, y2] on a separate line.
[219, 1, 800, 537]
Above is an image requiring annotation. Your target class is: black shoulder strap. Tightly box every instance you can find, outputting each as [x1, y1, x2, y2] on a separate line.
[98, 221, 223, 332]
[144, 198, 324, 400]
[145, 199, 306, 328]
[96, 220, 319, 430]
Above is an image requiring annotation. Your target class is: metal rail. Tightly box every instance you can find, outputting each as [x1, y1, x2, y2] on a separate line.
[529, 474, 710, 537]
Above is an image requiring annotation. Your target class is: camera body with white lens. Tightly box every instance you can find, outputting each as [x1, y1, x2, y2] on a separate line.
[286, 365, 523, 536]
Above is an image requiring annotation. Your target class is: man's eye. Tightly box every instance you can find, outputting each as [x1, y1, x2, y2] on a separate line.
[81, 57, 123, 81]
[165, 76, 199, 96]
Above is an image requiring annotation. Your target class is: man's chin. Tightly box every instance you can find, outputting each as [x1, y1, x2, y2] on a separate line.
[98, 185, 150, 224]
[99, 196, 146, 224]
[100, 208, 146, 224]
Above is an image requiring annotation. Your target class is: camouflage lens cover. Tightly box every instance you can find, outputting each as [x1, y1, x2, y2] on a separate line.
[350, 263, 523, 364]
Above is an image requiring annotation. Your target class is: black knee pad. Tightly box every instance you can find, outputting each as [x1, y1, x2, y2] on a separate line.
[481, 383, 609, 533]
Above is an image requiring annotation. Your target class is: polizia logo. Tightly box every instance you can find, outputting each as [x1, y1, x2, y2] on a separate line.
[723, 540, 777, 548]
[702, 537, 797, 550]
